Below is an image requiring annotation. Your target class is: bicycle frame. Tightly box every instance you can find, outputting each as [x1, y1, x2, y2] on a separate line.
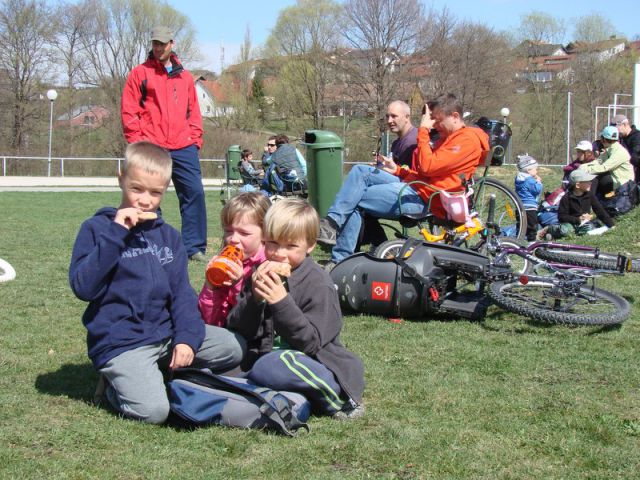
[490, 238, 629, 276]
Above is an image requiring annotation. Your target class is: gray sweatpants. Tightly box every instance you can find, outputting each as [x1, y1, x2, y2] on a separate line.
[99, 325, 246, 424]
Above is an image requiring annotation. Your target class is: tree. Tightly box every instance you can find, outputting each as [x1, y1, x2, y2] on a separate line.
[573, 13, 619, 43]
[0, 0, 55, 154]
[51, 0, 93, 156]
[266, 0, 342, 129]
[418, 8, 516, 117]
[341, 0, 424, 134]
[74, 0, 198, 154]
[516, 10, 565, 45]
[251, 66, 268, 122]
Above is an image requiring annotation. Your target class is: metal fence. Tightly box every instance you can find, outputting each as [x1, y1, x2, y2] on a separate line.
[1, 155, 368, 177]
[1, 156, 227, 177]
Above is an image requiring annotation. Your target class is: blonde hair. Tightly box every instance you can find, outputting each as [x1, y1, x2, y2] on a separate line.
[122, 142, 172, 183]
[264, 198, 319, 245]
[221, 191, 270, 228]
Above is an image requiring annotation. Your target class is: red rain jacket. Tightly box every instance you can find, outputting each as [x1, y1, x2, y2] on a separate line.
[121, 52, 203, 150]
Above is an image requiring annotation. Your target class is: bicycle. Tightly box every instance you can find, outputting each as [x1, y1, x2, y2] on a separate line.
[372, 147, 527, 258]
[479, 200, 631, 326]
[343, 196, 631, 326]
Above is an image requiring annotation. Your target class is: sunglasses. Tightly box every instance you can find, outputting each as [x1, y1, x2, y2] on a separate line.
[267, 143, 276, 147]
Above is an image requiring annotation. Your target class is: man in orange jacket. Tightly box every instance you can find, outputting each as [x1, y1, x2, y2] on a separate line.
[317, 93, 489, 267]
[121, 26, 207, 261]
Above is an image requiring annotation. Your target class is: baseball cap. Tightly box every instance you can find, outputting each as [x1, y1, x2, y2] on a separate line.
[575, 140, 593, 152]
[516, 154, 538, 172]
[151, 26, 173, 43]
[601, 125, 619, 141]
[569, 168, 596, 184]
[611, 114, 628, 125]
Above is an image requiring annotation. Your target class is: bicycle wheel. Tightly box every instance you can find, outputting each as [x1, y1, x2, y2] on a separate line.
[471, 178, 527, 240]
[373, 239, 412, 259]
[0, 258, 16, 283]
[535, 246, 640, 273]
[488, 277, 629, 326]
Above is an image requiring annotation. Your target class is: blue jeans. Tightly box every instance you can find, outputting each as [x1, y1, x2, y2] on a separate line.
[327, 165, 426, 262]
[169, 145, 207, 257]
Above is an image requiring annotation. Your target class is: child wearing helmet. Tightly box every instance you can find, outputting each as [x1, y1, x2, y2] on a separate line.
[583, 126, 635, 215]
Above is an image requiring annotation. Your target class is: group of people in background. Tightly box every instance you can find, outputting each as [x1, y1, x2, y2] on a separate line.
[238, 134, 308, 197]
[514, 113, 640, 241]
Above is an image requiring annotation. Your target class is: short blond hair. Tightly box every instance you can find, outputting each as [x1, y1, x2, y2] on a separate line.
[221, 191, 270, 228]
[122, 142, 172, 183]
[264, 198, 319, 245]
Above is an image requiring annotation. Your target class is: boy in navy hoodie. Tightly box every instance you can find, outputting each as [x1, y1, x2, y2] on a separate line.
[69, 142, 245, 424]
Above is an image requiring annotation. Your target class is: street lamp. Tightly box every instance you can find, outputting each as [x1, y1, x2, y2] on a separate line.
[46, 89, 57, 177]
[500, 107, 510, 123]
[500, 107, 511, 164]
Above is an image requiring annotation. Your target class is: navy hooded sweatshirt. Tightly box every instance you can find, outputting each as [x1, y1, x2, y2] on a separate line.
[69, 207, 205, 369]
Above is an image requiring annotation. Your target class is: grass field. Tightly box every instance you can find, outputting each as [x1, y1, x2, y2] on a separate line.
[1, 185, 640, 479]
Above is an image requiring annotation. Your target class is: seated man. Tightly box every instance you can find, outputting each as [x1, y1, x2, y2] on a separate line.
[317, 93, 489, 268]
[358, 100, 418, 250]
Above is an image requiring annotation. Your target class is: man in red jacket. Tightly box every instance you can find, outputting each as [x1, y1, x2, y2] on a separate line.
[121, 26, 207, 261]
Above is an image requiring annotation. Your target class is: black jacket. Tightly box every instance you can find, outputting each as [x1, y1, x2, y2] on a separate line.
[621, 125, 640, 169]
[558, 189, 615, 227]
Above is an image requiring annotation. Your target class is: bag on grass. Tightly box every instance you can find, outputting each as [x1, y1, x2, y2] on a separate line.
[168, 368, 310, 436]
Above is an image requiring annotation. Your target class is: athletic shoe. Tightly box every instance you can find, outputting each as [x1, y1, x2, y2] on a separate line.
[332, 403, 365, 421]
[317, 218, 337, 245]
[189, 252, 208, 262]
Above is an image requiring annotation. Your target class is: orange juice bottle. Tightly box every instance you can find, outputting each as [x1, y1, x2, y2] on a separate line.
[206, 245, 243, 287]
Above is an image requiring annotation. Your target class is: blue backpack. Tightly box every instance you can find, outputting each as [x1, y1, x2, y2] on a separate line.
[168, 368, 310, 436]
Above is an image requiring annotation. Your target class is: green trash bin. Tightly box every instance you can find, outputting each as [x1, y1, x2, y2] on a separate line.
[226, 145, 241, 181]
[302, 130, 343, 217]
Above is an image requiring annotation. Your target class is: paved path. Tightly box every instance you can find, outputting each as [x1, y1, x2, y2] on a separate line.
[0, 176, 228, 192]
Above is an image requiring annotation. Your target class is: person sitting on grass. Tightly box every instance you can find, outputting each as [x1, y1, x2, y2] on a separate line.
[584, 126, 635, 215]
[198, 192, 270, 327]
[537, 168, 615, 240]
[226, 198, 365, 420]
[514, 153, 542, 242]
[562, 140, 598, 185]
[69, 141, 246, 424]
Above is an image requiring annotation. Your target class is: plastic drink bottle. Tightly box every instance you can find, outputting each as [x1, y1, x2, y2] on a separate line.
[206, 245, 243, 287]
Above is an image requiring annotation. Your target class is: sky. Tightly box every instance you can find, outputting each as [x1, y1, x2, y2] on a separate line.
[168, 0, 640, 74]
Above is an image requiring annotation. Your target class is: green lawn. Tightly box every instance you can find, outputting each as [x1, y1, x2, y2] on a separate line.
[1, 190, 639, 479]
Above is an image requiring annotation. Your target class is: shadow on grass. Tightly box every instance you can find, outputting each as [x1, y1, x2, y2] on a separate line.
[35, 362, 97, 403]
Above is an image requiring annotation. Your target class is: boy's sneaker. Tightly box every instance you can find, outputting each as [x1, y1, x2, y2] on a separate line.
[317, 218, 338, 246]
[189, 252, 208, 262]
[332, 403, 365, 421]
[93, 374, 108, 406]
